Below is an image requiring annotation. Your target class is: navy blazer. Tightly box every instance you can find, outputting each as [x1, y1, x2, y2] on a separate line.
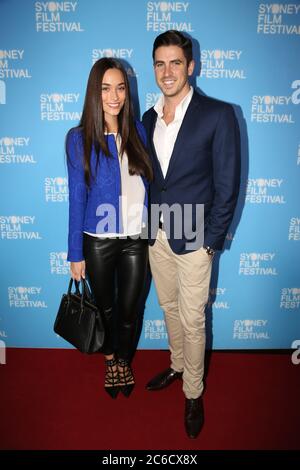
[142, 90, 241, 253]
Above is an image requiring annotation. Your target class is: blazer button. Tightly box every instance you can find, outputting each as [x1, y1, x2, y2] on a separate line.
[161, 187, 166, 192]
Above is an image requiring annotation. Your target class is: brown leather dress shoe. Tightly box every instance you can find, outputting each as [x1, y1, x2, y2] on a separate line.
[184, 397, 204, 439]
[146, 367, 183, 391]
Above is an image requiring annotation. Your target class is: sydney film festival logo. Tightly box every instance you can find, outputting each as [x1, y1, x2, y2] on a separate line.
[146, 2, 193, 32]
[257, 3, 300, 35]
[144, 319, 168, 340]
[0, 49, 31, 105]
[233, 319, 270, 341]
[0, 49, 31, 79]
[91, 48, 138, 77]
[280, 287, 300, 309]
[49, 251, 69, 275]
[0, 137, 35, 165]
[200, 49, 246, 80]
[251, 80, 300, 123]
[40, 93, 81, 121]
[239, 253, 278, 276]
[246, 178, 286, 204]
[45, 177, 68, 202]
[8, 287, 47, 308]
[35, 1, 84, 32]
[0, 216, 42, 240]
[92, 48, 134, 63]
[207, 288, 229, 310]
[288, 217, 300, 241]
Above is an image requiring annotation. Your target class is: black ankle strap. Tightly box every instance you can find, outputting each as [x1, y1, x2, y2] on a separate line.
[105, 358, 117, 367]
[118, 358, 129, 367]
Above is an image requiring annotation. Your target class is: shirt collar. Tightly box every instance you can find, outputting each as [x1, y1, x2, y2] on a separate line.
[154, 86, 194, 120]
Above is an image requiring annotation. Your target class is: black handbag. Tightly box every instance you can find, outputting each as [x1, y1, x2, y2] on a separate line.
[54, 278, 105, 353]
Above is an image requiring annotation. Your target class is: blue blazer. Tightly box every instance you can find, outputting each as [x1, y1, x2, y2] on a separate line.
[142, 90, 241, 253]
[67, 121, 149, 262]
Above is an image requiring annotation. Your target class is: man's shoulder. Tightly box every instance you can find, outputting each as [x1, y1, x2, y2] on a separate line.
[142, 107, 156, 125]
[193, 90, 233, 113]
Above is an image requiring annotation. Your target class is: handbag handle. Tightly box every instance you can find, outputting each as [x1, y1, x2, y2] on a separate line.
[68, 278, 94, 304]
[80, 278, 93, 302]
[67, 278, 80, 296]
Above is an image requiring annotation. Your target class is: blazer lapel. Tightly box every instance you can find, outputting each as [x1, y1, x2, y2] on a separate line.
[149, 110, 165, 183]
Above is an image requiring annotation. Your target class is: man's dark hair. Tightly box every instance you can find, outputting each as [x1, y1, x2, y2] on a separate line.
[152, 30, 193, 65]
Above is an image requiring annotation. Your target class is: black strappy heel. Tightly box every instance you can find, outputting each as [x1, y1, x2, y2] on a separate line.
[118, 358, 135, 397]
[104, 357, 119, 399]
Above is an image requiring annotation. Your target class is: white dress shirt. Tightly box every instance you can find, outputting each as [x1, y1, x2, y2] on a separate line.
[153, 86, 193, 178]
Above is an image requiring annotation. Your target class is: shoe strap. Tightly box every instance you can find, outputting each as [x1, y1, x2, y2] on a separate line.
[105, 358, 119, 386]
[118, 358, 129, 367]
[105, 357, 117, 367]
[118, 359, 134, 383]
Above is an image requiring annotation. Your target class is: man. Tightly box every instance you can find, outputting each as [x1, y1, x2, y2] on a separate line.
[142, 30, 240, 439]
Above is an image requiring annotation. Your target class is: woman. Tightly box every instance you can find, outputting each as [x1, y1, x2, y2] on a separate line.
[66, 58, 152, 399]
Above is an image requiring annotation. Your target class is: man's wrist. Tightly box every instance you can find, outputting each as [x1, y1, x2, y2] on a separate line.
[203, 245, 215, 256]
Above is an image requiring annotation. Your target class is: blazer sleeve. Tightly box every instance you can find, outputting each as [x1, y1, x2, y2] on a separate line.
[135, 120, 150, 193]
[205, 104, 241, 250]
[135, 119, 147, 147]
[66, 128, 87, 262]
[142, 110, 152, 144]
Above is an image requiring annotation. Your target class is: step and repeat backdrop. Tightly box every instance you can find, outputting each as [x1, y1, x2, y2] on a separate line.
[1, 0, 299, 351]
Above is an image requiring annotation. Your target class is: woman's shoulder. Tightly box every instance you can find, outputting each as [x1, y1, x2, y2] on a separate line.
[66, 125, 83, 141]
[65, 126, 84, 166]
[66, 126, 84, 154]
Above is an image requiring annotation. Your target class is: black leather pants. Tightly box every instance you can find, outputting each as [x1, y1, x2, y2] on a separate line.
[83, 233, 148, 360]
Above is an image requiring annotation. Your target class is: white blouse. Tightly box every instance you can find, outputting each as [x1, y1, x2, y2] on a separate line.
[85, 134, 145, 238]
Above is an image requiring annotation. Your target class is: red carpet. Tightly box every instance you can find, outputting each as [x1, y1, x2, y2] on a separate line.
[1, 349, 299, 450]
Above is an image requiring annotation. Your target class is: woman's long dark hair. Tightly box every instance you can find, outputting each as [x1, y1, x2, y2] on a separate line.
[78, 58, 152, 186]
